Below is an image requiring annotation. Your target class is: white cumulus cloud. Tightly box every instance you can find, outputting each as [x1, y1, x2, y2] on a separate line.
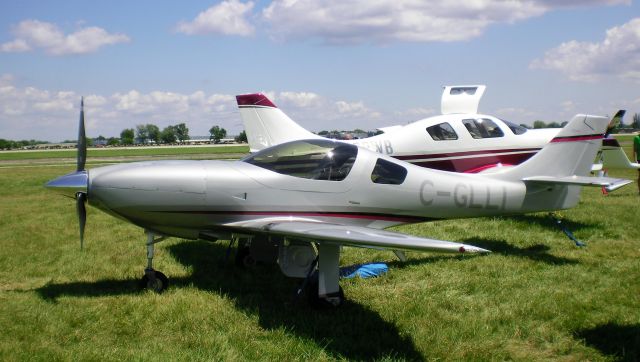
[176, 0, 255, 36]
[0, 19, 130, 55]
[530, 17, 640, 82]
[261, 0, 629, 44]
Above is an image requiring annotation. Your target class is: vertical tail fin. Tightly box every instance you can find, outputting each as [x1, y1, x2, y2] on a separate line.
[236, 93, 321, 152]
[496, 114, 608, 181]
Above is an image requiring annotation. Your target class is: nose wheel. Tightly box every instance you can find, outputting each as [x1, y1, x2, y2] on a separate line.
[139, 231, 169, 293]
[140, 269, 169, 293]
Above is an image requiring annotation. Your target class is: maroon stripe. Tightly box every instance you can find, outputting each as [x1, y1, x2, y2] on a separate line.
[406, 152, 537, 173]
[394, 148, 540, 161]
[464, 163, 516, 174]
[550, 134, 602, 143]
[156, 210, 429, 223]
[236, 93, 277, 108]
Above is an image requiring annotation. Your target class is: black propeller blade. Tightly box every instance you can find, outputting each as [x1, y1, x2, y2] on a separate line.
[77, 97, 87, 249]
[76, 191, 87, 250]
[77, 97, 86, 172]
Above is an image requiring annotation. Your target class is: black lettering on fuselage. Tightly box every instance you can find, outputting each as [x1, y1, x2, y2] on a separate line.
[419, 180, 434, 206]
[384, 140, 393, 154]
[469, 185, 483, 208]
[451, 183, 507, 210]
[454, 184, 467, 207]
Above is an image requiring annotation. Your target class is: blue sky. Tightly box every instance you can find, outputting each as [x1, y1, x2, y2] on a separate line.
[1, 0, 639, 141]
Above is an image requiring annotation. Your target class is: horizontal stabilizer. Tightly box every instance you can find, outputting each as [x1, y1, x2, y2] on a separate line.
[227, 219, 490, 254]
[523, 175, 632, 190]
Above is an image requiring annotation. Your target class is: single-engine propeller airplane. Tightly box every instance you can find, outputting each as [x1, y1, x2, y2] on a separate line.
[45, 99, 631, 307]
[237, 86, 638, 176]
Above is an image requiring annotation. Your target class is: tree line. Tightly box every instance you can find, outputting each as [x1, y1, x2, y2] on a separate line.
[2, 114, 639, 150]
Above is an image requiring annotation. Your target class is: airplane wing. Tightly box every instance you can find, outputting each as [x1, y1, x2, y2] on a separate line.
[224, 219, 490, 254]
[523, 175, 632, 191]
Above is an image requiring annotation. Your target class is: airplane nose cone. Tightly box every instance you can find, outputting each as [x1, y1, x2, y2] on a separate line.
[45, 170, 88, 198]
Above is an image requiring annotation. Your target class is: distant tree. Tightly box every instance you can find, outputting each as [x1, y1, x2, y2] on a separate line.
[209, 125, 227, 143]
[353, 128, 366, 134]
[533, 120, 547, 129]
[146, 124, 160, 144]
[85, 137, 94, 147]
[633, 113, 640, 129]
[174, 123, 190, 142]
[547, 122, 561, 128]
[96, 135, 106, 141]
[121, 128, 135, 145]
[235, 130, 247, 143]
[160, 126, 177, 144]
[107, 137, 120, 146]
[135, 124, 149, 144]
[318, 130, 329, 136]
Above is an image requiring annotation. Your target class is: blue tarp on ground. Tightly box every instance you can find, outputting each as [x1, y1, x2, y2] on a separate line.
[339, 263, 388, 279]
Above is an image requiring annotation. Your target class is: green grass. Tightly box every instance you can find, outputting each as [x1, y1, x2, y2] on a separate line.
[1, 156, 639, 360]
[0, 145, 250, 160]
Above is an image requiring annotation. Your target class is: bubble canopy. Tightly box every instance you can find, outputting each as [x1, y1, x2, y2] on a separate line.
[242, 140, 359, 181]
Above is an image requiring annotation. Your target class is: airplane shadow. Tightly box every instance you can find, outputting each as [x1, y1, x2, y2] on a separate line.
[463, 237, 578, 265]
[505, 214, 597, 234]
[36, 241, 423, 360]
[384, 237, 577, 268]
[575, 323, 640, 361]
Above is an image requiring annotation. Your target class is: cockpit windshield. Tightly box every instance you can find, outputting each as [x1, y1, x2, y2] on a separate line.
[242, 140, 358, 181]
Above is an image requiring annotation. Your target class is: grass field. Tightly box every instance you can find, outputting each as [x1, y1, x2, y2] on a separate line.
[1, 147, 639, 361]
[0, 144, 250, 161]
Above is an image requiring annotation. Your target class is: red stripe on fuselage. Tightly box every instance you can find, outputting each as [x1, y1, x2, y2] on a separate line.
[550, 134, 602, 143]
[157, 210, 429, 223]
[393, 148, 540, 161]
[401, 150, 538, 173]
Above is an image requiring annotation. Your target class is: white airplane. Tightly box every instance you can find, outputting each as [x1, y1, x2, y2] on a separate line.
[45, 100, 630, 307]
[237, 86, 638, 175]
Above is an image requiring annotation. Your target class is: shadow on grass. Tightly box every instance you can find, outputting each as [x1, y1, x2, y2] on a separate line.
[462, 237, 578, 265]
[576, 323, 640, 361]
[505, 214, 598, 233]
[36, 240, 423, 360]
[37, 278, 141, 301]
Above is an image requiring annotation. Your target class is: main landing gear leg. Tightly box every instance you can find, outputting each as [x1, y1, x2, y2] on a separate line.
[140, 230, 169, 293]
[307, 243, 344, 308]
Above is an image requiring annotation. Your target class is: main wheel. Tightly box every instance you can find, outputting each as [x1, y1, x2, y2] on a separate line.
[140, 270, 169, 293]
[235, 246, 256, 268]
[306, 277, 344, 308]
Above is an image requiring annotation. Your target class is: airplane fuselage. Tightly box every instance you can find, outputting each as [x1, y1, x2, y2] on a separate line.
[348, 114, 560, 173]
[87, 141, 577, 241]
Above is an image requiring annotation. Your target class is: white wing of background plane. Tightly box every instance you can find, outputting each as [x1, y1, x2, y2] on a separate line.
[225, 219, 490, 254]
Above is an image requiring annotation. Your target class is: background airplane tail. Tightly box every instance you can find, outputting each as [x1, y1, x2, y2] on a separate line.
[490, 114, 630, 210]
[498, 114, 608, 180]
[236, 93, 321, 152]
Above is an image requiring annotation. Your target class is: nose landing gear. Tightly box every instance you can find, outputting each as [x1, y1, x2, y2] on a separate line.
[139, 231, 169, 293]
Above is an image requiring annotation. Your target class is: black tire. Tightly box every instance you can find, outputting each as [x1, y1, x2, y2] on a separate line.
[140, 270, 169, 293]
[306, 277, 344, 308]
[235, 246, 256, 268]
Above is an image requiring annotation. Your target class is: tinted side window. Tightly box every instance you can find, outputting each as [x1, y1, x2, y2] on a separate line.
[371, 158, 407, 185]
[502, 120, 528, 135]
[462, 118, 504, 139]
[427, 122, 458, 140]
